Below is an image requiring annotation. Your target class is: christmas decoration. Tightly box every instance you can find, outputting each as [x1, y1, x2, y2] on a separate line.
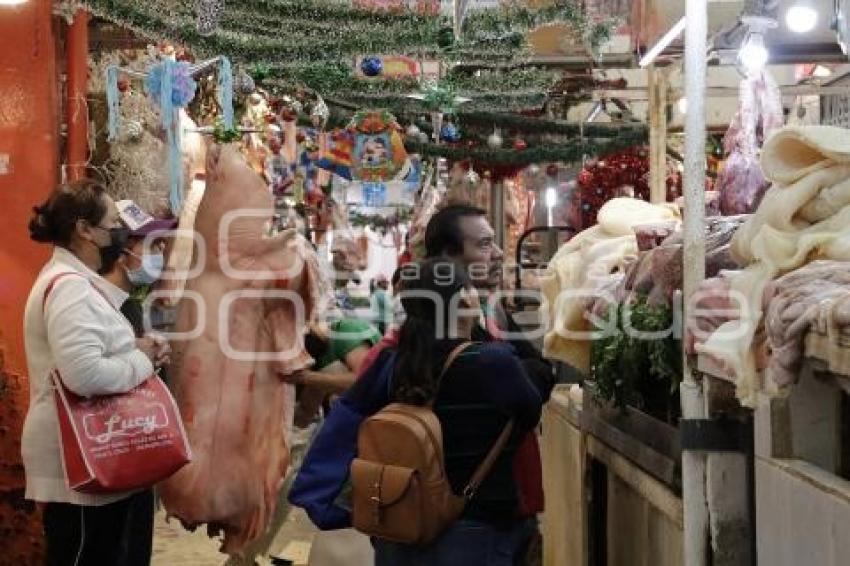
[402, 132, 646, 166]
[513, 138, 528, 151]
[360, 56, 384, 77]
[575, 146, 682, 227]
[196, 0, 224, 37]
[234, 69, 256, 95]
[406, 124, 421, 138]
[84, 0, 611, 69]
[487, 129, 503, 149]
[349, 207, 413, 232]
[437, 25, 455, 48]
[123, 120, 143, 142]
[440, 121, 461, 143]
[546, 163, 559, 177]
[145, 60, 197, 109]
[350, 110, 409, 181]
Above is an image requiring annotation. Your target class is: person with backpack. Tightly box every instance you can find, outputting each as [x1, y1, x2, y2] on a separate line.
[290, 258, 548, 565]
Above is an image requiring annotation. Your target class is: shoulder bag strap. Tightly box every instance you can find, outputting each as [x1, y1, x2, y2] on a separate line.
[41, 272, 84, 310]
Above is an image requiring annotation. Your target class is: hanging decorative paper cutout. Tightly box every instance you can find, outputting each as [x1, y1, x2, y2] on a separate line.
[349, 111, 408, 182]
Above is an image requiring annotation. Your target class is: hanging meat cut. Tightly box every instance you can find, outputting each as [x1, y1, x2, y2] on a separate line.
[160, 144, 328, 554]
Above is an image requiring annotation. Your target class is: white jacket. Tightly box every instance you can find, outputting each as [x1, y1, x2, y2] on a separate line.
[21, 247, 153, 505]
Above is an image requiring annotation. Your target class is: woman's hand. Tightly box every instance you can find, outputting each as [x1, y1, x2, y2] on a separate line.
[137, 333, 171, 368]
[135, 336, 158, 363]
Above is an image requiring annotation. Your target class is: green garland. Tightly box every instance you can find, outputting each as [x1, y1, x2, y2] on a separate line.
[402, 130, 646, 166]
[350, 207, 413, 231]
[85, 0, 609, 66]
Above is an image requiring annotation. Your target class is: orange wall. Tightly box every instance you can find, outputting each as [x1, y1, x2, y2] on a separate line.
[0, 0, 58, 561]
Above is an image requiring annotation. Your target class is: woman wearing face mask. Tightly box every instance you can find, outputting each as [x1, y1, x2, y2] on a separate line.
[22, 181, 170, 566]
[99, 201, 175, 566]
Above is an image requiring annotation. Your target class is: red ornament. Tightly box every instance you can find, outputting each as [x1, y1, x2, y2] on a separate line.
[513, 138, 528, 151]
[117, 77, 130, 93]
[264, 113, 277, 124]
[295, 131, 306, 143]
[280, 108, 297, 122]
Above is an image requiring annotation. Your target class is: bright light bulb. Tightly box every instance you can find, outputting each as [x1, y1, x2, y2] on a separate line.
[545, 187, 557, 208]
[677, 97, 687, 115]
[812, 64, 833, 78]
[0, 0, 29, 4]
[740, 33, 769, 72]
[785, 5, 818, 34]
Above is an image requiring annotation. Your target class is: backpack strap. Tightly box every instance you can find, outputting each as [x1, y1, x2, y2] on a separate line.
[462, 419, 515, 500]
[435, 341, 517, 500]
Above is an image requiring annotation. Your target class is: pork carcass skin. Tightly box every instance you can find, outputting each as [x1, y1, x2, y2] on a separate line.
[160, 143, 327, 554]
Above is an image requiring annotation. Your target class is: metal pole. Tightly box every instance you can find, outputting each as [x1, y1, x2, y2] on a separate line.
[682, 0, 709, 565]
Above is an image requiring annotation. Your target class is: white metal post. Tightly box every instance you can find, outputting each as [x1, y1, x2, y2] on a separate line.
[682, 0, 709, 565]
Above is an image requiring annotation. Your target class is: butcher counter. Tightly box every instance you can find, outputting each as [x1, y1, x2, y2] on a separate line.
[697, 334, 850, 566]
[541, 385, 684, 566]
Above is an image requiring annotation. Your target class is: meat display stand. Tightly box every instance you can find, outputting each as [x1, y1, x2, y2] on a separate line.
[511, 225, 581, 386]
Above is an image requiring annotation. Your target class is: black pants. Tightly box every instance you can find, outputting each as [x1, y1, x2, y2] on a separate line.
[43, 490, 154, 566]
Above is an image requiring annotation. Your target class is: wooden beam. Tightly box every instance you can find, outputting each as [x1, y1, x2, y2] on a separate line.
[648, 65, 669, 203]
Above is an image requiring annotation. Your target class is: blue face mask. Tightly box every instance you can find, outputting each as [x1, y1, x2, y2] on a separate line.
[126, 252, 165, 286]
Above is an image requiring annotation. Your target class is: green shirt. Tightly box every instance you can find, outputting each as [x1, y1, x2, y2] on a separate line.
[316, 318, 382, 370]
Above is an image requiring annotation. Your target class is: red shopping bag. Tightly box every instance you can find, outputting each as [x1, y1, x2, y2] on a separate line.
[53, 371, 192, 494]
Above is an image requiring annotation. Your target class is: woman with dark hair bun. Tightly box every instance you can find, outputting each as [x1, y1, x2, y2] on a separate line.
[21, 180, 169, 566]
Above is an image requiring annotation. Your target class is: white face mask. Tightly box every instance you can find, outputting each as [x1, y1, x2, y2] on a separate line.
[125, 252, 165, 286]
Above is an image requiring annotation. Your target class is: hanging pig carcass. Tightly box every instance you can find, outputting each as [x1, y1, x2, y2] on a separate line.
[160, 143, 329, 554]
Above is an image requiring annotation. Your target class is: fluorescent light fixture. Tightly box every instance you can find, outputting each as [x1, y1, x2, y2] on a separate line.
[545, 187, 557, 226]
[639, 17, 686, 68]
[677, 97, 687, 114]
[0, 0, 29, 4]
[739, 32, 769, 72]
[785, 3, 818, 34]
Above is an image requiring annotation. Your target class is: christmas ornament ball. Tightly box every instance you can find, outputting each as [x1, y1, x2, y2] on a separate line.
[440, 122, 461, 143]
[487, 131, 503, 149]
[406, 124, 421, 137]
[438, 26, 455, 48]
[513, 138, 528, 151]
[417, 131, 430, 144]
[360, 57, 383, 77]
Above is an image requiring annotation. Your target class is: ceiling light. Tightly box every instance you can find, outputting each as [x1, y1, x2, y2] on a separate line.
[812, 64, 833, 78]
[545, 187, 557, 208]
[677, 97, 687, 115]
[0, 0, 29, 5]
[785, 3, 818, 34]
[739, 32, 769, 72]
[639, 17, 686, 68]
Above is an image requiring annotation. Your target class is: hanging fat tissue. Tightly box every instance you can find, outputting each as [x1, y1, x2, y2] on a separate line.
[159, 144, 329, 553]
[697, 125, 850, 405]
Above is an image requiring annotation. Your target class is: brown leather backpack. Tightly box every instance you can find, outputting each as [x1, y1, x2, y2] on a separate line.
[350, 342, 514, 544]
